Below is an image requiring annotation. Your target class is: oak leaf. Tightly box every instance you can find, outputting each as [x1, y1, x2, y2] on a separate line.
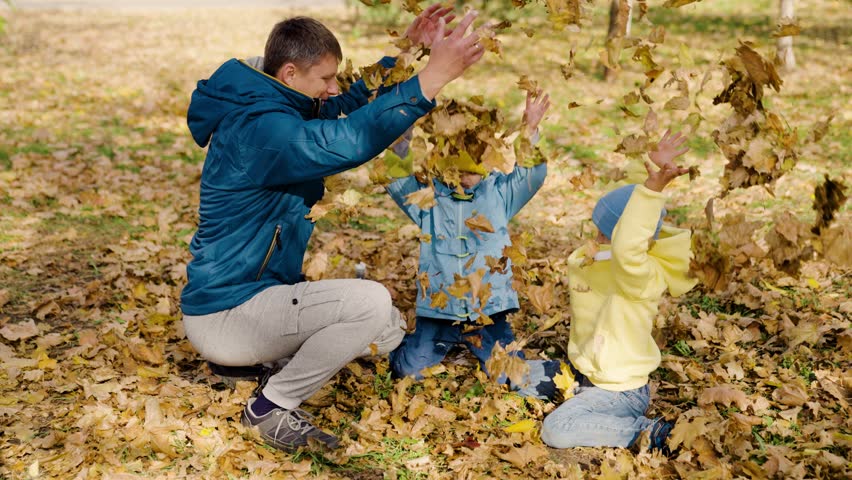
[698, 384, 750, 410]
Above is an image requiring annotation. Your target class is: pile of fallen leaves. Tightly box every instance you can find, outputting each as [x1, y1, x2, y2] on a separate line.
[1, 1, 850, 479]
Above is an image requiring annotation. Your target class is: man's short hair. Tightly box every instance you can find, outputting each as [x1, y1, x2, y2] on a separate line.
[263, 17, 343, 77]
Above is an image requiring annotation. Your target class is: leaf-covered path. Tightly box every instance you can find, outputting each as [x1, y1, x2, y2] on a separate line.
[0, 1, 849, 478]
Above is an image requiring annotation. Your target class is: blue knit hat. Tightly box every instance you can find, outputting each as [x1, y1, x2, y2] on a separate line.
[592, 184, 666, 241]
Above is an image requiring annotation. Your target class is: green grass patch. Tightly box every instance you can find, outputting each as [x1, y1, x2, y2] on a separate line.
[97, 144, 116, 160]
[17, 142, 51, 155]
[666, 205, 690, 226]
[348, 212, 407, 233]
[46, 213, 149, 240]
[156, 132, 177, 147]
[0, 147, 10, 170]
[688, 135, 717, 158]
[564, 143, 599, 162]
[293, 437, 431, 478]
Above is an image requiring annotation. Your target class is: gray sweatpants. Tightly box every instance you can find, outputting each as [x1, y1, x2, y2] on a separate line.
[183, 279, 405, 410]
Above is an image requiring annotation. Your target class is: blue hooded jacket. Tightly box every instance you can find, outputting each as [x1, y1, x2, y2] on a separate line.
[181, 58, 435, 316]
[386, 163, 546, 321]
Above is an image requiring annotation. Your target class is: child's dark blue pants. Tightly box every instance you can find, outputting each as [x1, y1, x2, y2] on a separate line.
[389, 310, 521, 381]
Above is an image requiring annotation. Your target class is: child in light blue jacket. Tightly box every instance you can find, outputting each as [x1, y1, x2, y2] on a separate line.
[387, 90, 550, 380]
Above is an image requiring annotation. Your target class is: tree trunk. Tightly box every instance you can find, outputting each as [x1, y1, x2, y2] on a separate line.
[604, 0, 633, 82]
[775, 0, 796, 70]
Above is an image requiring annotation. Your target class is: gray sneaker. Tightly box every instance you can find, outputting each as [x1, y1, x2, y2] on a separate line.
[241, 399, 340, 452]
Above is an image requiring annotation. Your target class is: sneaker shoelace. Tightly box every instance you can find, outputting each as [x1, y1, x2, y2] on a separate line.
[273, 408, 317, 439]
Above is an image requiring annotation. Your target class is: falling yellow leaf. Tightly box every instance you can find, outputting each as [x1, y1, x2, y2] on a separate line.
[678, 43, 695, 68]
[773, 18, 801, 37]
[405, 187, 436, 210]
[465, 214, 495, 234]
[664, 95, 690, 111]
[516, 75, 538, 93]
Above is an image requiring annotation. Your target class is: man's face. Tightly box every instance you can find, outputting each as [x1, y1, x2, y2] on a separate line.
[280, 54, 340, 100]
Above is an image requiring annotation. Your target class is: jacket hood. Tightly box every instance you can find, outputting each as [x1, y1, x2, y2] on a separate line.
[647, 225, 697, 297]
[570, 224, 696, 298]
[187, 59, 314, 147]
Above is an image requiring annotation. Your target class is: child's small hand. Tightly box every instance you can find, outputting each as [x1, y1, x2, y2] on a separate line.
[644, 129, 690, 192]
[522, 88, 550, 137]
[648, 129, 689, 168]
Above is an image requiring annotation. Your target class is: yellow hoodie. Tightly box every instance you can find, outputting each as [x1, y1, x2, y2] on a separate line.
[567, 185, 697, 391]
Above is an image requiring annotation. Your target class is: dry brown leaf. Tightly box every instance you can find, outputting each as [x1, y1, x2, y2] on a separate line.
[526, 283, 555, 315]
[698, 384, 750, 410]
[0, 319, 39, 341]
[494, 443, 548, 469]
[305, 251, 329, 280]
[405, 187, 436, 210]
[465, 214, 495, 234]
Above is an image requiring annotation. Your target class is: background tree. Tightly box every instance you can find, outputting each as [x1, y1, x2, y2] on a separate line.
[775, 0, 796, 69]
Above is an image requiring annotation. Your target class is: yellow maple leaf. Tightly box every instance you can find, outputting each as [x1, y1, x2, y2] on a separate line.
[503, 419, 537, 433]
[553, 362, 576, 399]
[35, 349, 57, 370]
[430, 290, 449, 309]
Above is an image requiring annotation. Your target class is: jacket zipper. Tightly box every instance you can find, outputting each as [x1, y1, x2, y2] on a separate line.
[255, 224, 282, 281]
[456, 201, 469, 317]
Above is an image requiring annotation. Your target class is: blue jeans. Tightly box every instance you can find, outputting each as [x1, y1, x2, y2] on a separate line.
[389, 311, 519, 381]
[522, 360, 656, 448]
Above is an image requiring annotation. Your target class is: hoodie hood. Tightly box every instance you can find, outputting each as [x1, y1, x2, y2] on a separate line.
[187, 59, 315, 147]
[648, 225, 698, 297]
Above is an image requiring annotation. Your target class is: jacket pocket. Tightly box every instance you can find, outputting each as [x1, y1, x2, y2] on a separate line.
[255, 224, 282, 281]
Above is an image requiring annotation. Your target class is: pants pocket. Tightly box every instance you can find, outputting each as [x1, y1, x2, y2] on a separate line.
[294, 284, 344, 333]
[623, 385, 651, 416]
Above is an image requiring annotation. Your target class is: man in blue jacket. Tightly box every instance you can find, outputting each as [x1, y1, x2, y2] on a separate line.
[181, 5, 485, 452]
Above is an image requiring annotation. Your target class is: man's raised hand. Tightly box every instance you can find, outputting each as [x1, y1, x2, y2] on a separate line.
[417, 10, 484, 101]
[404, 3, 455, 49]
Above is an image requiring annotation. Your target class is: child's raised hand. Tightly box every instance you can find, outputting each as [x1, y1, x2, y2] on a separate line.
[649, 129, 689, 168]
[644, 129, 690, 192]
[522, 88, 550, 136]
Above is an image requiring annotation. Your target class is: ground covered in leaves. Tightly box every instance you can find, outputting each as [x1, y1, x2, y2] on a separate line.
[0, 1, 850, 478]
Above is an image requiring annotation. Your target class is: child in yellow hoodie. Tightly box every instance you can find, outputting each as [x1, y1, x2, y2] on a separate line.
[523, 130, 696, 453]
